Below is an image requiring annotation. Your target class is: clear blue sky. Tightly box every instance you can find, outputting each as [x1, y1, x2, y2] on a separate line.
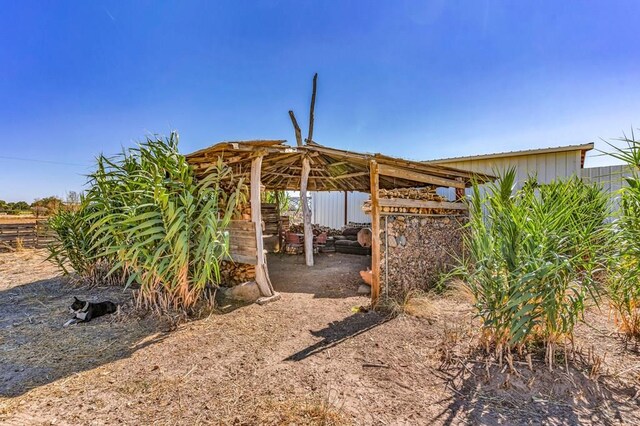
[1, 1, 639, 202]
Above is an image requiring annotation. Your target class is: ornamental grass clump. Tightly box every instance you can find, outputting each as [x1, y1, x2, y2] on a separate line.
[47, 198, 123, 286]
[456, 169, 609, 367]
[48, 132, 242, 312]
[605, 132, 640, 337]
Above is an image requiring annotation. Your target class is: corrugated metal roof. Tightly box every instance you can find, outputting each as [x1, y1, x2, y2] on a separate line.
[425, 143, 594, 166]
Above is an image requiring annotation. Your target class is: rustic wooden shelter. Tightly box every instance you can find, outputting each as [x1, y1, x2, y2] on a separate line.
[186, 140, 493, 303]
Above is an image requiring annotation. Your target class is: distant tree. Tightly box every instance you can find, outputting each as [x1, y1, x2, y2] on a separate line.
[0, 200, 7, 211]
[66, 191, 81, 205]
[10, 201, 30, 211]
[31, 196, 63, 214]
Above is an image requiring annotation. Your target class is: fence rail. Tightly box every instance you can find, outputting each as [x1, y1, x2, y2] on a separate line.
[0, 220, 54, 249]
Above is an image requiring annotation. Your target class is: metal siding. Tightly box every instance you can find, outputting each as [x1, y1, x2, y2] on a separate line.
[310, 191, 345, 229]
[310, 191, 371, 228]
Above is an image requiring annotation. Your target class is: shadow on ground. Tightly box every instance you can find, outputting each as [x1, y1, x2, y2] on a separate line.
[285, 311, 390, 361]
[432, 354, 640, 425]
[0, 277, 169, 398]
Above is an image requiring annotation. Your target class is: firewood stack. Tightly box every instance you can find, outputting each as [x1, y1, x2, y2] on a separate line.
[378, 187, 445, 201]
[363, 187, 462, 215]
[219, 261, 256, 287]
[288, 223, 342, 236]
[261, 203, 279, 235]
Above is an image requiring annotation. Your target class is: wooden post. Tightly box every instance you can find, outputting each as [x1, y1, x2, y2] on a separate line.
[307, 73, 318, 144]
[288, 111, 303, 147]
[301, 156, 314, 266]
[275, 190, 282, 252]
[251, 156, 274, 296]
[369, 160, 381, 304]
[343, 191, 348, 226]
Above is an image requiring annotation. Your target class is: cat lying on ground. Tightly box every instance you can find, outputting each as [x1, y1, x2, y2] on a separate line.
[63, 296, 117, 327]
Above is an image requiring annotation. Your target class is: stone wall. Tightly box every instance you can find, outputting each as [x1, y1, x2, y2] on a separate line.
[380, 214, 467, 300]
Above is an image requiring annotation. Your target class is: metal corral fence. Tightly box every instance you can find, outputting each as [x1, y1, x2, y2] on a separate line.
[0, 220, 55, 250]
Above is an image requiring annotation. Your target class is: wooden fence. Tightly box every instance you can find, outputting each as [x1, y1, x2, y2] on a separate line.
[0, 220, 55, 249]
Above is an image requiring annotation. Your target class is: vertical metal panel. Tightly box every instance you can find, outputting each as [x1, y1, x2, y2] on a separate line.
[582, 164, 633, 215]
[346, 192, 371, 224]
[310, 191, 371, 228]
[310, 191, 346, 229]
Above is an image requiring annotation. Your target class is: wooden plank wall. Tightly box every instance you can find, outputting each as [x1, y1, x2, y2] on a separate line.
[227, 220, 258, 265]
[0, 220, 55, 249]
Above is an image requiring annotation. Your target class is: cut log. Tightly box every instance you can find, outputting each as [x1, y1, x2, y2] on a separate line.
[357, 228, 372, 248]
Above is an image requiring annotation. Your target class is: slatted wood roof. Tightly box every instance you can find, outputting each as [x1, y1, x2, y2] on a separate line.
[186, 140, 494, 192]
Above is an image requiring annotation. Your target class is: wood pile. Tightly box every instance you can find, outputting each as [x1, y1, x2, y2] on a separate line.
[288, 223, 342, 236]
[381, 215, 467, 300]
[219, 261, 256, 287]
[363, 201, 459, 215]
[261, 203, 279, 235]
[379, 187, 445, 202]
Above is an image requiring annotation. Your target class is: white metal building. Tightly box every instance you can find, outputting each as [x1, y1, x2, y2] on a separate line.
[310, 143, 594, 228]
[427, 143, 594, 200]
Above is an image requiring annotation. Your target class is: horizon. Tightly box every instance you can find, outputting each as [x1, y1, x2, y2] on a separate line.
[2, 1, 639, 202]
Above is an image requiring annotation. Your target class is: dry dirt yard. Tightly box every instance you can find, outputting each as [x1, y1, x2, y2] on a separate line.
[1, 250, 639, 425]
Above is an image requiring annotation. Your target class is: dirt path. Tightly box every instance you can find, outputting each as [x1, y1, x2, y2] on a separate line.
[1, 250, 639, 425]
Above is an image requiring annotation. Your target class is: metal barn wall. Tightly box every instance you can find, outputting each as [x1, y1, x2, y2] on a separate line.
[310, 191, 371, 229]
[435, 150, 583, 200]
[582, 165, 633, 214]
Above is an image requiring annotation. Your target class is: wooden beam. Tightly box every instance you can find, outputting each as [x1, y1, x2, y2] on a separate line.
[251, 156, 275, 297]
[343, 191, 348, 226]
[301, 156, 314, 266]
[333, 171, 368, 180]
[369, 160, 381, 305]
[307, 73, 318, 145]
[378, 198, 468, 211]
[289, 111, 303, 147]
[377, 163, 465, 189]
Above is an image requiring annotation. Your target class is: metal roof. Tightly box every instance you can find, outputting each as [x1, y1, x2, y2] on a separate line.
[425, 143, 594, 167]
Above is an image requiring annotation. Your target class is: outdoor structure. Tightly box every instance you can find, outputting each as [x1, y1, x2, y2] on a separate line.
[186, 140, 492, 303]
[428, 142, 594, 200]
[311, 143, 594, 227]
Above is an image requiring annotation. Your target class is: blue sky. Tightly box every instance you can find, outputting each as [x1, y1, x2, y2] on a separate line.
[1, 1, 639, 202]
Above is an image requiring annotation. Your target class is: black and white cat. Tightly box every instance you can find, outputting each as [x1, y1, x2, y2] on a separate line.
[64, 297, 117, 327]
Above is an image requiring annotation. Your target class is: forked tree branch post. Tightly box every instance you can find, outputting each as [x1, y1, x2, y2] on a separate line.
[301, 156, 314, 266]
[288, 111, 303, 147]
[307, 73, 318, 144]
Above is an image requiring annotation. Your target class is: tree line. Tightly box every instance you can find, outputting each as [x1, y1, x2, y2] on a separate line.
[0, 192, 80, 215]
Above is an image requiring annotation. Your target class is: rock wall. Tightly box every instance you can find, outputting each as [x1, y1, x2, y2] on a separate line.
[380, 215, 467, 300]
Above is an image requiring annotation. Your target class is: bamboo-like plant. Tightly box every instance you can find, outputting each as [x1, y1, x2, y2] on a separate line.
[48, 132, 242, 312]
[47, 198, 122, 286]
[604, 132, 640, 336]
[456, 169, 609, 365]
[84, 133, 243, 311]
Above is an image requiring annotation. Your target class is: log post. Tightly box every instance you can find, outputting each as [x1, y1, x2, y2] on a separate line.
[251, 155, 274, 296]
[301, 156, 314, 266]
[343, 191, 348, 226]
[369, 160, 381, 304]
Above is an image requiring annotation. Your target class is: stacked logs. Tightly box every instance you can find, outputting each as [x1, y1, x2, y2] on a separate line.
[219, 261, 256, 287]
[363, 187, 461, 215]
[288, 223, 342, 236]
[378, 187, 445, 202]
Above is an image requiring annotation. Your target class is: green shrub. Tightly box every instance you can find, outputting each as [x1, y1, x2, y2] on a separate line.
[49, 132, 242, 312]
[605, 133, 640, 337]
[47, 199, 122, 286]
[455, 169, 609, 364]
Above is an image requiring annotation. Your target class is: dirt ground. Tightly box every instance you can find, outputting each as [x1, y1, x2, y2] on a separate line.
[1, 250, 639, 425]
